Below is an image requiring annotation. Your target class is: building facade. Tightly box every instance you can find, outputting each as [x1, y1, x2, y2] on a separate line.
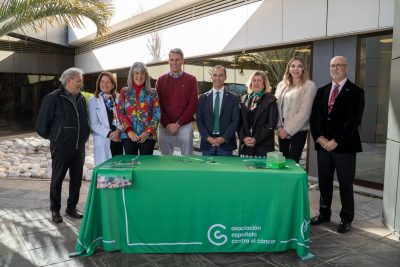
[1, 0, 399, 238]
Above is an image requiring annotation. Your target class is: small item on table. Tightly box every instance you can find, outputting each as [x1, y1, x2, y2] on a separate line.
[266, 151, 286, 169]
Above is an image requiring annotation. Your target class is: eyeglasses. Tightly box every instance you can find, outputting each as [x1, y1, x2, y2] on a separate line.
[329, 64, 347, 69]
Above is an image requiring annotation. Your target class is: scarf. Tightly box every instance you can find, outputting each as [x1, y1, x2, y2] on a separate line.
[100, 92, 121, 129]
[246, 91, 264, 111]
[100, 92, 114, 111]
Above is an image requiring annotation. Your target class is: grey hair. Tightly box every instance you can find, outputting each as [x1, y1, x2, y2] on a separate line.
[59, 67, 84, 86]
[169, 48, 184, 59]
[127, 62, 155, 94]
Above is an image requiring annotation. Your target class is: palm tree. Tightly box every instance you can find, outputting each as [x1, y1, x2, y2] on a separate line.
[0, 0, 114, 38]
[234, 48, 311, 92]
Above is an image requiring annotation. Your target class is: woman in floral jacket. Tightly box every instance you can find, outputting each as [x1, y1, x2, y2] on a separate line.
[117, 62, 160, 155]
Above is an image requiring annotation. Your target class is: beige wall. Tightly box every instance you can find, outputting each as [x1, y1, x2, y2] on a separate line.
[74, 0, 395, 73]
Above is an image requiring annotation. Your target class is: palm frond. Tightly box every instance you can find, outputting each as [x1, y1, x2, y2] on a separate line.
[0, 0, 114, 38]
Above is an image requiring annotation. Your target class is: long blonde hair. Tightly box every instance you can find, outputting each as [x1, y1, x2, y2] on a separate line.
[282, 57, 309, 94]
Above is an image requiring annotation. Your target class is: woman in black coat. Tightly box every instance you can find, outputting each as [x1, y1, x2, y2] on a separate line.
[239, 70, 278, 157]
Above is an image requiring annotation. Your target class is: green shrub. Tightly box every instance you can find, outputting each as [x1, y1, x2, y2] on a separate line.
[81, 91, 94, 103]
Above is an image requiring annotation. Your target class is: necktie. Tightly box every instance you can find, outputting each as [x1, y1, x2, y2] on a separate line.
[328, 84, 340, 113]
[213, 91, 220, 133]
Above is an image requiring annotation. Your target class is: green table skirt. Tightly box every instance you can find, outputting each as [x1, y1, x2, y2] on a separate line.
[74, 155, 311, 258]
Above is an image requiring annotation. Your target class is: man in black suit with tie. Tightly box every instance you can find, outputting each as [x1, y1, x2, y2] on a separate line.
[310, 56, 365, 233]
[196, 65, 240, 156]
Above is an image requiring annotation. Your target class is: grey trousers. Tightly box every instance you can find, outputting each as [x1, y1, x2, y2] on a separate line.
[158, 123, 194, 155]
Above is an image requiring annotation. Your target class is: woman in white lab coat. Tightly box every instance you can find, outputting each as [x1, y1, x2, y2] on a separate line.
[88, 72, 123, 165]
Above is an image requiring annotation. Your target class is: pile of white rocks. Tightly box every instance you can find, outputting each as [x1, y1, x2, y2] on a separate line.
[0, 134, 95, 180]
[3, 131, 299, 181]
[0, 131, 307, 181]
[0, 132, 202, 180]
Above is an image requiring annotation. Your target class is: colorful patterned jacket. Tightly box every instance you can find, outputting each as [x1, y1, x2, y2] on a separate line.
[117, 86, 160, 140]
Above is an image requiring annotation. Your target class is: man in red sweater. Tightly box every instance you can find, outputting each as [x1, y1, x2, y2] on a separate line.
[156, 48, 198, 155]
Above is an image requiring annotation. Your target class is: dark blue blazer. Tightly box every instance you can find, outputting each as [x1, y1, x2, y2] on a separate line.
[196, 88, 240, 152]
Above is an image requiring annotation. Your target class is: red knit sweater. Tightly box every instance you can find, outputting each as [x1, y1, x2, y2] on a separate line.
[156, 72, 198, 127]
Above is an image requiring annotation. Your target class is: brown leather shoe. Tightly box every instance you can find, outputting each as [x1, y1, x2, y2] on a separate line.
[52, 211, 63, 223]
[65, 208, 83, 219]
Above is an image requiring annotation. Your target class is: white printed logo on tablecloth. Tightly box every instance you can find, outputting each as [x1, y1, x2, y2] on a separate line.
[207, 224, 227, 246]
[208, 224, 276, 246]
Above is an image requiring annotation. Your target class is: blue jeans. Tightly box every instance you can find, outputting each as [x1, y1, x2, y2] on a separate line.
[202, 146, 233, 156]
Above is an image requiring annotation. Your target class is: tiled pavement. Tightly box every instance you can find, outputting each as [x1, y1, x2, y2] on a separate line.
[0, 178, 399, 267]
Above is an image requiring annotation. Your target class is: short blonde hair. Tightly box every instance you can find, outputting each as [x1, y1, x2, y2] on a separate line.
[246, 71, 271, 93]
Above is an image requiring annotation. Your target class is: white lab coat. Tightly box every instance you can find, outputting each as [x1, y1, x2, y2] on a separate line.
[88, 96, 113, 165]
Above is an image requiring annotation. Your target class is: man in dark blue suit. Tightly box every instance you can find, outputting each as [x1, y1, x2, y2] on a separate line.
[196, 65, 240, 156]
[310, 56, 365, 233]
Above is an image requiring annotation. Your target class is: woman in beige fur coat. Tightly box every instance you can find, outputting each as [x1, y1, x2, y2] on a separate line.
[275, 57, 316, 163]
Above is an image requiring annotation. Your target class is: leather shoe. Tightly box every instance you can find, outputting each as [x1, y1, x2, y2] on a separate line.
[51, 211, 63, 223]
[310, 214, 330, 225]
[337, 221, 351, 233]
[65, 208, 83, 219]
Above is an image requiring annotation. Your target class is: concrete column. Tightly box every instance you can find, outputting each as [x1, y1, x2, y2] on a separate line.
[383, 0, 400, 240]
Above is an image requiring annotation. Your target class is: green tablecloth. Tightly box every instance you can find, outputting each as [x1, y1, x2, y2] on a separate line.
[73, 155, 311, 258]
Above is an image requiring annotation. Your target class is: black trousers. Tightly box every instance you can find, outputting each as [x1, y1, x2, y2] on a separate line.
[278, 130, 308, 163]
[122, 139, 156, 155]
[317, 151, 356, 223]
[50, 144, 85, 212]
[110, 140, 123, 157]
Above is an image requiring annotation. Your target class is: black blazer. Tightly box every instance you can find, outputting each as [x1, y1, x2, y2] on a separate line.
[36, 85, 90, 150]
[196, 88, 240, 151]
[310, 79, 365, 153]
[239, 93, 278, 156]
